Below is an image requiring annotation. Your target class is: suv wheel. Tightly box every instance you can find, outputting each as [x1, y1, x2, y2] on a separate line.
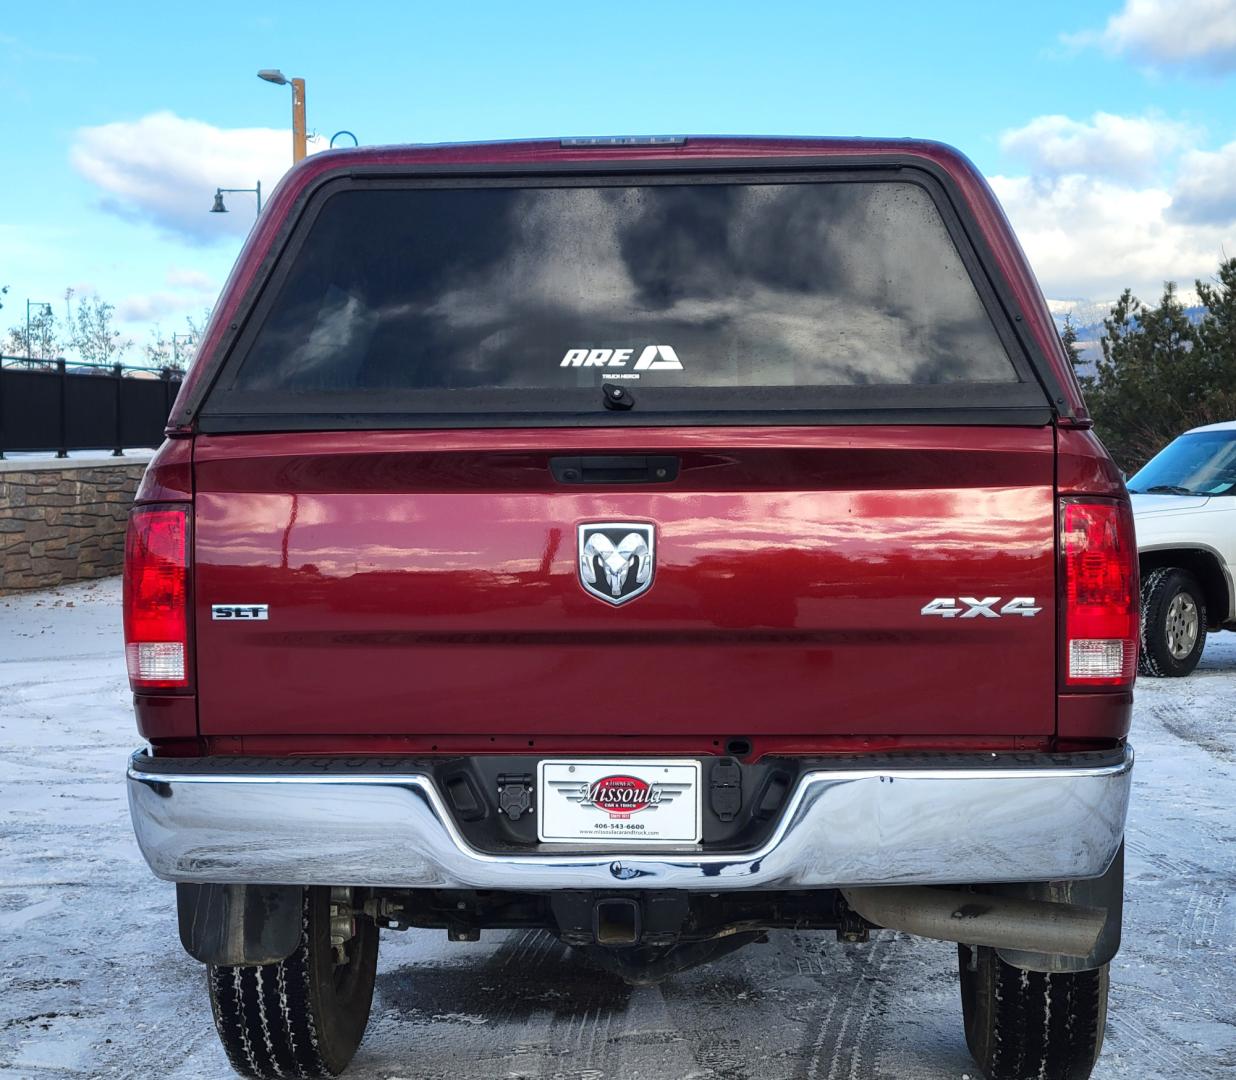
[207, 886, 378, 1079]
[1139, 567, 1207, 677]
[958, 945, 1107, 1080]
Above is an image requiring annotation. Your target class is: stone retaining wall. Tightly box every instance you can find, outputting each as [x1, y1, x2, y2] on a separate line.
[0, 458, 150, 595]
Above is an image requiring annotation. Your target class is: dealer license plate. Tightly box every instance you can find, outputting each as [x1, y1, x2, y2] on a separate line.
[537, 759, 702, 844]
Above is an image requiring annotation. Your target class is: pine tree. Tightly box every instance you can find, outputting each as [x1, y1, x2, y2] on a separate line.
[1060, 314, 1087, 385]
[1194, 257, 1236, 422]
[1088, 284, 1204, 470]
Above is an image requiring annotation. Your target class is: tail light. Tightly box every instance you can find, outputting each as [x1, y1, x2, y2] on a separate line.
[123, 506, 191, 691]
[1060, 498, 1138, 687]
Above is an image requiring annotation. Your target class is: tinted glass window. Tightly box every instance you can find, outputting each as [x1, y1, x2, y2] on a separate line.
[228, 180, 1017, 398]
[1129, 431, 1236, 496]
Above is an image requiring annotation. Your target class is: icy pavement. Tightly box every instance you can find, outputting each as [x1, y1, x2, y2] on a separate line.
[1, 578, 1233, 1079]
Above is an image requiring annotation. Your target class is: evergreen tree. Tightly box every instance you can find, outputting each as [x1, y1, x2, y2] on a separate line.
[1060, 314, 1087, 384]
[1194, 257, 1236, 423]
[1087, 283, 1207, 471]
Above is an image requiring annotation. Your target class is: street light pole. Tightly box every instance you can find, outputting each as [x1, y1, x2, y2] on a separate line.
[258, 70, 307, 165]
[210, 182, 262, 218]
[26, 300, 52, 361]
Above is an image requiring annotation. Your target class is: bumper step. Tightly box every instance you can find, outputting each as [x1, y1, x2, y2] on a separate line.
[127, 747, 1133, 890]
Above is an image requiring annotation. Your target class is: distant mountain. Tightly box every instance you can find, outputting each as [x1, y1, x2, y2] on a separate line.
[1046, 299, 1118, 330]
[1045, 300, 1206, 378]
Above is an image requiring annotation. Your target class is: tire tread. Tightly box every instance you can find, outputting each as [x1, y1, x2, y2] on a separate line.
[206, 889, 375, 1079]
[1139, 566, 1207, 678]
[960, 945, 1107, 1080]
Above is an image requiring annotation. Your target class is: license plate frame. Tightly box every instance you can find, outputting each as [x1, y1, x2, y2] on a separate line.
[537, 758, 702, 844]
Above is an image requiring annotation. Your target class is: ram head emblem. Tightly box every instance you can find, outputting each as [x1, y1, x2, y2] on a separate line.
[577, 523, 655, 605]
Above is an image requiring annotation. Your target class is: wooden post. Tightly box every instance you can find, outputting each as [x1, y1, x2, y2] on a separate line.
[291, 78, 307, 164]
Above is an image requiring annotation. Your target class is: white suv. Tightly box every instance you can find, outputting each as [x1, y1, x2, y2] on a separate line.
[1128, 420, 1236, 676]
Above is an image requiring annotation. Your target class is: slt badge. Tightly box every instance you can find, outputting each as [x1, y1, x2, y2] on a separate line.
[578, 522, 655, 606]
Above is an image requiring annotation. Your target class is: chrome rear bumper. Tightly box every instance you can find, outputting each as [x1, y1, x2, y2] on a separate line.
[127, 747, 1133, 890]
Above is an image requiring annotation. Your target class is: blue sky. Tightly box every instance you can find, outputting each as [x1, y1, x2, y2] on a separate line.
[3, 0, 1236, 356]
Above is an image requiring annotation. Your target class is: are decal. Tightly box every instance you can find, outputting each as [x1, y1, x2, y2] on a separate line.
[560, 345, 683, 375]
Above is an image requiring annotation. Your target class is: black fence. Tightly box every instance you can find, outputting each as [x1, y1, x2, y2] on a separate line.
[0, 357, 183, 458]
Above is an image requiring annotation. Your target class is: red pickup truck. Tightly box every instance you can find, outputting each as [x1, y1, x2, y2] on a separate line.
[125, 137, 1136, 1080]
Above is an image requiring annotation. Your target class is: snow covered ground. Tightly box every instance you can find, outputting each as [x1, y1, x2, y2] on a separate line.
[1, 578, 1233, 1079]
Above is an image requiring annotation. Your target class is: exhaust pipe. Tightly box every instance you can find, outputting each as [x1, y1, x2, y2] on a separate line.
[841, 886, 1106, 958]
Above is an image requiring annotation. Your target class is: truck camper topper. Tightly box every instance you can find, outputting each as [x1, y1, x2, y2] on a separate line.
[126, 135, 1131, 1080]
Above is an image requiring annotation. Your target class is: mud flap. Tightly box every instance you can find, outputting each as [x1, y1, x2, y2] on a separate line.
[176, 882, 303, 966]
[994, 843, 1124, 973]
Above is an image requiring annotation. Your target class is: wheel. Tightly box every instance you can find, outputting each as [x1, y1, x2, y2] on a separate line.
[1139, 567, 1207, 677]
[958, 945, 1107, 1080]
[207, 886, 378, 1079]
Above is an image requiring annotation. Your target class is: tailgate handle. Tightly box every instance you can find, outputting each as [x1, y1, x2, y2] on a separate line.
[550, 455, 679, 485]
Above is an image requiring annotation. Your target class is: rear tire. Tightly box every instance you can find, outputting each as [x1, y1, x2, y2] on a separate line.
[207, 886, 378, 1079]
[1139, 566, 1207, 677]
[958, 944, 1107, 1080]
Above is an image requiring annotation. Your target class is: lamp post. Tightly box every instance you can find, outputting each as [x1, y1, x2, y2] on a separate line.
[210, 183, 262, 218]
[258, 69, 307, 164]
[26, 300, 52, 361]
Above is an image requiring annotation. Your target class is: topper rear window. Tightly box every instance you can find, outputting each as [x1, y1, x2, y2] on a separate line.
[200, 171, 1050, 427]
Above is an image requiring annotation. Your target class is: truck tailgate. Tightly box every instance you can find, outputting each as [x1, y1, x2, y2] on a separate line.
[192, 426, 1056, 740]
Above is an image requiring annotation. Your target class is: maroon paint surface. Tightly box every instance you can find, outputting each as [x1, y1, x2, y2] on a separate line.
[188, 426, 1061, 741]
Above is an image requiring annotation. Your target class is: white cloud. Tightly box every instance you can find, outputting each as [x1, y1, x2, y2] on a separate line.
[992, 173, 1229, 300]
[991, 108, 1236, 301]
[1170, 140, 1236, 223]
[1070, 0, 1236, 71]
[999, 111, 1193, 181]
[70, 110, 324, 243]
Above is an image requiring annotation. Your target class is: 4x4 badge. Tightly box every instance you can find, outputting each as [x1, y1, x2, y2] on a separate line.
[578, 522, 655, 606]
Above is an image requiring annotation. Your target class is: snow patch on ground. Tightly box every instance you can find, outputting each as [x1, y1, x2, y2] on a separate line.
[1, 578, 1234, 1078]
